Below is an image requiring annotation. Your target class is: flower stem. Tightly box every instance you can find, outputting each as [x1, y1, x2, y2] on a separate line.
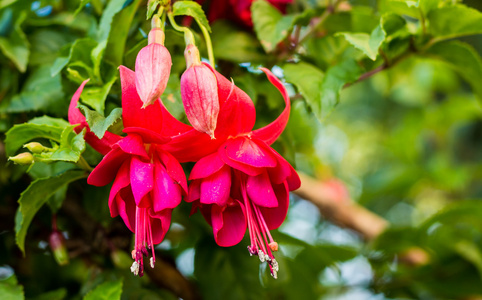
[77, 155, 93, 172]
[197, 23, 215, 66]
[167, 11, 195, 46]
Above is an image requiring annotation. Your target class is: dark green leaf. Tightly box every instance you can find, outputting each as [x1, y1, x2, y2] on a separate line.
[78, 105, 122, 139]
[31, 288, 67, 300]
[83, 278, 123, 300]
[15, 170, 87, 254]
[428, 5, 482, 40]
[172, 1, 211, 32]
[425, 41, 482, 101]
[252, 0, 294, 52]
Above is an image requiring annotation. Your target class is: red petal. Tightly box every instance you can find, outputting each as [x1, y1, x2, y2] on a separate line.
[259, 182, 289, 230]
[87, 147, 128, 186]
[189, 152, 225, 180]
[149, 209, 172, 244]
[156, 148, 188, 194]
[84, 130, 122, 155]
[116, 187, 136, 233]
[212, 200, 246, 247]
[119, 65, 164, 133]
[163, 129, 223, 163]
[187, 180, 201, 203]
[251, 68, 291, 145]
[123, 127, 170, 144]
[116, 134, 149, 159]
[152, 160, 182, 212]
[108, 160, 130, 217]
[200, 165, 231, 207]
[247, 170, 277, 208]
[68, 79, 89, 125]
[130, 156, 154, 207]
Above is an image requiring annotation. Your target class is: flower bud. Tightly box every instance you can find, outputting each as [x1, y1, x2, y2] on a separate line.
[49, 230, 69, 266]
[180, 44, 219, 139]
[23, 142, 48, 154]
[8, 152, 34, 165]
[135, 28, 172, 108]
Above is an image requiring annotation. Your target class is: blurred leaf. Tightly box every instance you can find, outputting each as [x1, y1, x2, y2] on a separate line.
[211, 21, 265, 63]
[0, 274, 24, 300]
[29, 30, 71, 66]
[78, 105, 122, 139]
[320, 59, 363, 118]
[252, 0, 294, 52]
[453, 240, 482, 278]
[83, 278, 123, 300]
[0, 11, 29, 72]
[15, 170, 87, 254]
[46, 185, 68, 213]
[283, 62, 325, 122]
[31, 288, 67, 300]
[425, 41, 482, 101]
[5, 123, 64, 157]
[51, 38, 97, 77]
[428, 5, 482, 40]
[173, 1, 211, 32]
[4, 66, 64, 114]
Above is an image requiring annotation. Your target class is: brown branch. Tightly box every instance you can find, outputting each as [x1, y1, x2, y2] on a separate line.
[293, 172, 388, 240]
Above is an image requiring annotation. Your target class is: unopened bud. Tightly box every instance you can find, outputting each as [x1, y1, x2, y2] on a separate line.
[181, 45, 219, 139]
[8, 153, 34, 165]
[23, 142, 47, 154]
[49, 230, 69, 266]
[135, 29, 172, 108]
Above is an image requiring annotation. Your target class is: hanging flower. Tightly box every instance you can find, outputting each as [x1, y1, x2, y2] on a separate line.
[180, 67, 300, 278]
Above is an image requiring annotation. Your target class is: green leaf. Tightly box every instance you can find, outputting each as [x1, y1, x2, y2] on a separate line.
[425, 41, 482, 101]
[78, 105, 122, 139]
[4, 66, 64, 114]
[28, 116, 70, 128]
[79, 75, 117, 114]
[428, 5, 482, 40]
[83, 278, 123, 300]
[51, 38, 97, 77]
[172, 1, 211, 32]
[0, 275, 24, 300]
[283, 62, 324, 122]
[15, 170, 87, 254]
[5, 123, 64, 157]
[0, 11, 29, 72]
[319, 59, 363, 118]
[147, 0, 160, 19]
[34, 126, 86, 163]
[252, 0, 294, 52]
[97, 0, 128, 43]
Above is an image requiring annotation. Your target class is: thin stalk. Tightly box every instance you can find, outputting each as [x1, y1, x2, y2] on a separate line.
[167, 11, 195, 45]
[77, 155, 93, 172]
[197, 22, 215, 66]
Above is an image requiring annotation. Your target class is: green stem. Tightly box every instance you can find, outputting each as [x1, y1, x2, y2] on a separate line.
[167, 11, 195, 45]
[77, 155, 93, 172]
[197, 23, 215, 66]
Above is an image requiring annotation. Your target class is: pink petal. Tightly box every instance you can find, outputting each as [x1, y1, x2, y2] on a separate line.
[247, 170, 278, 208]
[116, 134, 149, 159]
[116, 187, 136, 233]
[267, 147, 293, 184]
[151, 161, 182, 212]
[212, 199, 247, 247]
[218, 141, 263, 176]
[119, 65, 164, 133]
[135, 43, 172, 107]
[130, 156, 154, 207]
[225, 137, 277, 168]
[108, 160, 130, 217]
[123, 127, 170, 144]
[87, 147, 128, 186]
[286, 164, 301, 191]
[200, 165, 231, 207]
[187, 180, 201, 203]
[251, 68, 291, 145]
[260, 182, 289, 230]
[156, 148, 188, 194]
[149, 209, 172, 244]
[189, 152, 225, 180]
[68, 79, 89, 125]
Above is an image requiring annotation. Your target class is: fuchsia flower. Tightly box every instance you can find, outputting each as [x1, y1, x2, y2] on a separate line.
[175, 63, 300, 278]
[69, 68, 188, 277]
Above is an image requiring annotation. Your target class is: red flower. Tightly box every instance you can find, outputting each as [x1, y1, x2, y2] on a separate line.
[179, 66, 300, 278]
